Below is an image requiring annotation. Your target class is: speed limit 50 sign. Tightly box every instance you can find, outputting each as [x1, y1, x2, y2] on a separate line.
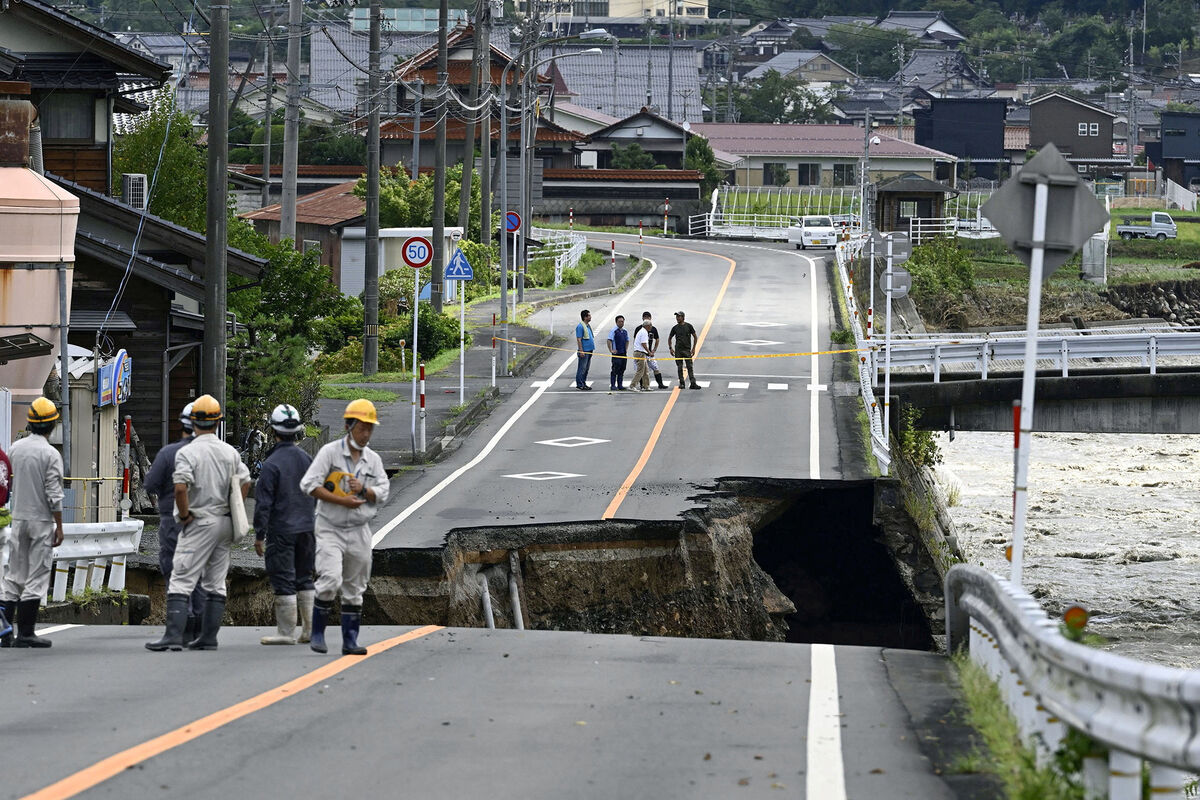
[401, 236, 433, 269]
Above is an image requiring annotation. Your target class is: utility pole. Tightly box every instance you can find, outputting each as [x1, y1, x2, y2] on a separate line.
[458, 0, 484, 234]
[204, 0, 229, 408]
[895, 41, 905, 141]
[363, 0, 381, 375]
[860, 110, 871, 234]
[479, 0, 493, 250]
[724, 8, 734, 122]
[646, 19, 653, 109]
[431, 0, 448, 313]
[280, 0, 301, 242]
[1128, 30, 1137, 168]
[260, 10, 274, 208]
[667, 0, 674, 119]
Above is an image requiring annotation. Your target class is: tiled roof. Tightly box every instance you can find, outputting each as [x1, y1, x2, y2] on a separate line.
[1004, 125, 1029, 151]
[690, 123, 953, 160]
[241, 180, 364, 227]
[230, 164, 368, 178]
[893, 49, 986, 90]
[309, 22, 438, 113]
[745, 51, 823, 81]
[543, 169, 703, 181]
[379, 116, 584, 143]
[540, 44, 704, 123]
[551, 102, 620, 128]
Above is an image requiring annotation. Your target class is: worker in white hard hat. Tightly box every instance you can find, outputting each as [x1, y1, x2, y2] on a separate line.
[0, 397, 64, 648]
[254, 403, 317, 645]
[146, 394, 250, 652]
[144, 402, 206, 639]
[299, 398, 389, 656]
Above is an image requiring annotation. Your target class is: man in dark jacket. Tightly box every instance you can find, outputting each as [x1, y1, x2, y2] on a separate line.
[254, 404, 316, 645]
[143, 403, 205, 638]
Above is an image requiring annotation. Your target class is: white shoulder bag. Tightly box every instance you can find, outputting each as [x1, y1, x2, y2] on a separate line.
[228, 451, 250, 543]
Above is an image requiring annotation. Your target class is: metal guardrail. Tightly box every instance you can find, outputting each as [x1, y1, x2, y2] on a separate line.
[0, 519, 144, 603]
[530, 227, 587, 288]
[882, 328, 1200, 381]
[908, 216, 957, 244]
[833, 237, 891, 473]
[946, 565, 1195, 796]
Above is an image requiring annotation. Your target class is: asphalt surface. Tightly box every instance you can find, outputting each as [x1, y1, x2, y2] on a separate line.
[369, 235, 843, 549]
[2, 625, 974, 800]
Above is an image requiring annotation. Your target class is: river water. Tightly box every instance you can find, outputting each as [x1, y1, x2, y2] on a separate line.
[937, 431, 1200, 669]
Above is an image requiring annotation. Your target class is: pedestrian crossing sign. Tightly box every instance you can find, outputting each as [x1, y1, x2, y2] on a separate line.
[445, 248, 474, 281]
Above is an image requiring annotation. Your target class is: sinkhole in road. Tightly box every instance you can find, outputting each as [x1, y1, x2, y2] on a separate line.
[749, 480, 935, 651]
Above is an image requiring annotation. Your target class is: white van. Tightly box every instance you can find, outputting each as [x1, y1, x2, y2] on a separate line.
[787, 215, 838, 250]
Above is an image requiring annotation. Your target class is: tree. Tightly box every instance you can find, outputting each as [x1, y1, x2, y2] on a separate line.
[826, 23, 921, 79]
[684, 136, 725, 199]
[734, 71, 834, 124]
[357, 162, 484, 241]
[610, 142, 657, 169]
[111, 89, 207, 233]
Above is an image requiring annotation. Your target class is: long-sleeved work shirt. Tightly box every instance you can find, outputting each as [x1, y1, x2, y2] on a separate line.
[9, 433, 63, 522]
[299, 435, 389, 529]
[145, 436, 192, 515]
[173, 432, 250, 520]
[253, 441, 316, 540]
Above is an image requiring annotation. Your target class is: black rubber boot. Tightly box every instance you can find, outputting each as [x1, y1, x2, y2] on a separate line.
[186, 594, 226, 650]
[14, 599, 52, 648]
[340, 605, 367, 656]
[310, 598, 331, 654]
[146, 594, 189, 651]
[655, 373, 666, 389]
[183, 615, 202, 643]
[0, 600, 14, 647]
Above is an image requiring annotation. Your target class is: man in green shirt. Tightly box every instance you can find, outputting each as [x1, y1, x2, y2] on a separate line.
[668, 311, 701, 390]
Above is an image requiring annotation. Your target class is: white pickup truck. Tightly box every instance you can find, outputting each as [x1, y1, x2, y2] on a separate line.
[787, 215, 838, 250]
[1115, 212, 1177, 241]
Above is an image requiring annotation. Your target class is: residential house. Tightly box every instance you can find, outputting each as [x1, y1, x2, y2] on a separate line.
[874, 11, 967, 47]
[690, 123, 956, 188]
[116, 31, 209, 77]
[894, 49, 989, 97]
[744, 51, 856, 85]
[228, 164, 368, 214]
[0, 0, 170, 194]
[739, 19, 796, 60]
[347, 6, 468, 33]
[913, 98, 1008, 180]
[545, 43, 705, 123]
[579, 107, 691, 169]
[834, 83, 933, 126]
[1146, 110, 1200, 188]
[539, 168, 704, 230]
[547, 102, 620, 138]
[785, 16, 876, 49]
[1028, 92, 1121, 173]
[308, 22, 437, 117]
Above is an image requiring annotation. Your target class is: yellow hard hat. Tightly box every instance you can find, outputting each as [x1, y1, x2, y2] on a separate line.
[343, 398, 378, 425]
[26, 396, 59, 424]
[190, 394, 223, 424]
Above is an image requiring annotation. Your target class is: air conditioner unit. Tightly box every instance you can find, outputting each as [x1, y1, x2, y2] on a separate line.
[122, 173, 148, 210]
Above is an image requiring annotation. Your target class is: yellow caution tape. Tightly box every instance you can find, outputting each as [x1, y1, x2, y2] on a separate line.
[490, 336, 877, 361]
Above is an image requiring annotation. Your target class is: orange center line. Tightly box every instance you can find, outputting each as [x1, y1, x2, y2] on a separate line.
[22, 625, 445, 800]
[601, 252, 737, 520]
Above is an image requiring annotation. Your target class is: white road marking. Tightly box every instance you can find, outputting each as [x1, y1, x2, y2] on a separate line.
[694, 381, 711, 388]
[704, 372, 810, 380]
[371, 258, 660, 547]
[36, 624, 81, 636]
[808, 252, 821, 480]
[807, 643, 847, 799]
[727, 381, 750, 389]
[530, 380, 550, 388]
[739, 321, 786, 327]
[767, 383, 788, 390]
[536, 436, 610, 447]
[503, 471, 584, 481]
[730, 339, 783, 347]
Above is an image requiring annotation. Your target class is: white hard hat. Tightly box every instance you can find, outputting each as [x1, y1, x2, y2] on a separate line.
[269, 403, 303, 435]
[180, 402, 195, 430]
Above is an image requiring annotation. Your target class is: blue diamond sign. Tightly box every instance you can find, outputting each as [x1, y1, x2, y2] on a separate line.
[445, 247, 474, 281]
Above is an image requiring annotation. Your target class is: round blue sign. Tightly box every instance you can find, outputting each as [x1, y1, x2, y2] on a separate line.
[505, 211, 522, 232]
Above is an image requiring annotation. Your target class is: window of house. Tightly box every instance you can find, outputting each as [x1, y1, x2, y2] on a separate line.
[1165, 128, 1186, 136]
[833, 163, 856, 186]
[820, 62, 829, 70]
[796, 163, 820, 185]
[899, 201, 918, 218]
[1089, 122, 1099, 136]
[38, 92, 94, 142]
[763, 162, 789, 186]
[1077, 122, 1088, 136]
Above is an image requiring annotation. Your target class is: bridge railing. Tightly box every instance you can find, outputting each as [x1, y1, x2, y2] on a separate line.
[946, 564, 1196, 797]
[833, 237, 890, 473]
[0, 519, 144, 603]
[530, 227, 587, 288]
[883, 327, 1200, 381]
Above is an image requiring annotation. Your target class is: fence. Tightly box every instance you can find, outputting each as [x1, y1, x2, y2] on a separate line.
[1164, 178, 1197, 212]
[530, 227, 587, 288]
[946, 565, 1196, 797]
[0, 519, 144, 603]
[833, 237, 889, 473]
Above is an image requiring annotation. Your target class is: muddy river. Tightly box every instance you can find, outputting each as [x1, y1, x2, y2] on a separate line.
[937, 431, 1199, 669]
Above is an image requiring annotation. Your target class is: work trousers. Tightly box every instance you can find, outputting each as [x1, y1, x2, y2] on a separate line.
[610, 353, 627, 388]
[646, 356, 661, 374]
[314, 519, 372, 606]
[265, 529, 316, 596]
[575, 352, 593, 388]
[0, 519, 54, 602]
[168, 514, 233, 597]
[631, 352, 651, 390]
[158, 513, 208, 615]
[675, 351, 697, 386]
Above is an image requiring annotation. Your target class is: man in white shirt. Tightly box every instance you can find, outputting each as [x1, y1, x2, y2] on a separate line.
[630, 319, 653, 391]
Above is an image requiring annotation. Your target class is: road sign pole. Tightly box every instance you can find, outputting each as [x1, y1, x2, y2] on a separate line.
[883, 236, 893, 471]
[1011, 180, 1049, 588]
[459, 286, 465, 405]
[411, 276, 419, 460]
[869, 236, 877, 384]
[610, 240, 616, 286]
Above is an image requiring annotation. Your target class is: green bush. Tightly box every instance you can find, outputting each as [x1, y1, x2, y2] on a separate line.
[1108, 238, 1200, 260]
[898, 405, 941, 467]
[314, 338, 408, 374]
[312, 296, 364, 354]
[908, 237, 976, 296]
[561, 267, 585, 285]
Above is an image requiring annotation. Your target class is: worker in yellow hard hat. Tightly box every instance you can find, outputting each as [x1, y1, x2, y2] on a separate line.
[147, 394, 250, 652]
[1, 397, 64, 648]
[299, 398, 389, 655]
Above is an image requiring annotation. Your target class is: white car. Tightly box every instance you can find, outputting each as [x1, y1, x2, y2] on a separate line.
[787, 215, 838, 250]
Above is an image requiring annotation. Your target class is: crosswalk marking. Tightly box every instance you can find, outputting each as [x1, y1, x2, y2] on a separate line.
[530, 379, 799, 392]
[767, 383, 788, 390]
[727, 381, 750, 389]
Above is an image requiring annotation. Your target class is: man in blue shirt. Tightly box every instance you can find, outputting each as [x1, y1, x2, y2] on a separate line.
[606, 315, 629, 391]
[574, 309, 595, 390]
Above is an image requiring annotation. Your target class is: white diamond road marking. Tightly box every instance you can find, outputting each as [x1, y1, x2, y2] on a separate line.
[535, 436, 610, 448]
[727, 381, 750, 389]
[503, 471, 584, 481]
[731, 339, 784, 347]
[740, 321, 786, 327]
[767, 383, 788, 390]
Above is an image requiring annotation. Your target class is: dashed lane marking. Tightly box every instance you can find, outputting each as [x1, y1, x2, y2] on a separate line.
[767, 383, 788, 390]
[727, 381, 750, 389]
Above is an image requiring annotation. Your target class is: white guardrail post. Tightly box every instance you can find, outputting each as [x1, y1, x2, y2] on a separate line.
[0, 519, 143, 603]
[834, 237, 889, 474]
[946, 564, 1200, 796]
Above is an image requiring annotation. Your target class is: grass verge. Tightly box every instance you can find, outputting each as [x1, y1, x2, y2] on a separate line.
[321, 348, 462, 385]
[319, 385, 399, 403]
[953, 651, 1081, 799]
